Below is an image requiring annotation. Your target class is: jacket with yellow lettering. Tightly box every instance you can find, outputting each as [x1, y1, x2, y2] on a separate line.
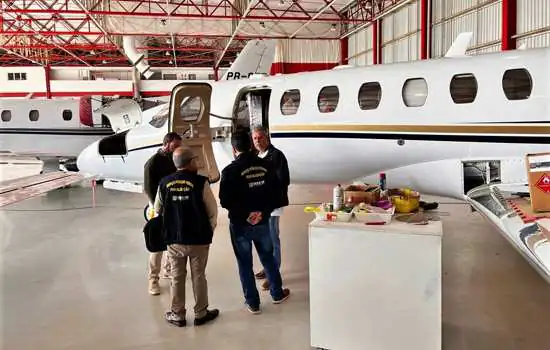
[219, 151, 282, 226]
[156, 170, 216, 245]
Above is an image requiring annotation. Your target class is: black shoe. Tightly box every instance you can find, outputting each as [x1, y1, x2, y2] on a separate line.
[194, 309, 220, 326]
[246, 303, 261, 315]
[272, 288, 291, 304]
[164, 311, 186, 327]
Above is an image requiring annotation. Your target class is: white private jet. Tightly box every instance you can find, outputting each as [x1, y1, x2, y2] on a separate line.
[96, 39, 278, 134]
[0, 39, 277, 161]
[74, 33, 549, 283]
[0, 39, 276, 207]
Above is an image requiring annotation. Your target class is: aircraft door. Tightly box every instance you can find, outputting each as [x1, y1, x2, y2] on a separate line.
[232, 87, 271, 132]
[169, 83, 220, 183]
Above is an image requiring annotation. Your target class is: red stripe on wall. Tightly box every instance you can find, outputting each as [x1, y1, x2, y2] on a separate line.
[0, 91, 171, 98]
[270, 62, 339, 75]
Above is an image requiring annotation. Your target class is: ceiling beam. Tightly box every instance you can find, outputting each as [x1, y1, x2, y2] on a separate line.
[71, 0, 128, 60]
[1, 7, 92, 66]
[215, 0, 260, 68]
[0, 48, 43, 66]
[289, 0, 357, 38]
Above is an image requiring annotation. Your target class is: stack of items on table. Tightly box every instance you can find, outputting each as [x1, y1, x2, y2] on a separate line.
[306, 174, 438, 225]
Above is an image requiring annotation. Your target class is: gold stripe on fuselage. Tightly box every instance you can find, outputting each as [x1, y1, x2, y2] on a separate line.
[269, 124, 550, 135]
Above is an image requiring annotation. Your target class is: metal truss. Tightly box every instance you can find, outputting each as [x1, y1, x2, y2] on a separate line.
[0, 0, 410, 68]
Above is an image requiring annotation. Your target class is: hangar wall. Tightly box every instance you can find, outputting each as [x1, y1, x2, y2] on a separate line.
[516, 0, 550, 48]
[347, 0, 550, 66]
[270, 39, 341, 74]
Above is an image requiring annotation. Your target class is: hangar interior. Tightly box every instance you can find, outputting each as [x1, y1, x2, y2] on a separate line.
[1, 0, 550, 349]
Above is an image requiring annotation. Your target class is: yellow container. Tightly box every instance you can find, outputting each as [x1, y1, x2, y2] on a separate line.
[391, 195, 420, 213]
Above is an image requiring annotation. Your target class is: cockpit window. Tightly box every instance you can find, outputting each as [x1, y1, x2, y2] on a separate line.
[180, 96, 202, 121]
[148, 104, 169, 128]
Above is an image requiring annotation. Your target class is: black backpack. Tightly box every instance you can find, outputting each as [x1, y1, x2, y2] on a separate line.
[143, 215, 166, 252]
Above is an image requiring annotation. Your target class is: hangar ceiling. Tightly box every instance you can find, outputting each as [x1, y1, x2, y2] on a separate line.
[0, 0, 406, 68]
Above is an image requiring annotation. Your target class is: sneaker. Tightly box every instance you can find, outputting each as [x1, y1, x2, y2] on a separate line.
[165, 311, 186, 327]
[261, 279, 270, 291]
[254, 270, 266, 280]
[148, 280, 160, 295]
[246, 304, 261, 315]
[272, 288, 290, 304]
[194, 309, 220, 326]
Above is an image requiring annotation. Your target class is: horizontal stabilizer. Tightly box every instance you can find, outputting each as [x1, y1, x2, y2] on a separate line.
[444, 32, 473, 58]
[0, 172, 85, 207]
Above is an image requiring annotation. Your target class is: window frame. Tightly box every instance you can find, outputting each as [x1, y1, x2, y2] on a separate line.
[449, 73, 478, 104]
[1, 110, 11, 122]
[502, 68, 532, 101]
[280, 89, 301, 116]
[401, 78, 428, 108]
[62, 109, 73, 121]
[29, 110, 39, 122]
[357, 81, 382, 110]
[317, 85, 340, 113]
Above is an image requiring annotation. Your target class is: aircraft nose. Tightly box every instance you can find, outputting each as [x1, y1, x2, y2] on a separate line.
[77, 140, 100, 176]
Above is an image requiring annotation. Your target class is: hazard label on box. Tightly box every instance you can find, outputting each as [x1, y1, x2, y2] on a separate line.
[536, 174, 550, 194]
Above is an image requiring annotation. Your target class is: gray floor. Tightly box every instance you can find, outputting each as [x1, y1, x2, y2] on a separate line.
[1, 183, 550, 350]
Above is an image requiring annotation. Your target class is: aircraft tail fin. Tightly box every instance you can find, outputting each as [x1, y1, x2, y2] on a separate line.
[444, 32, 473, 58]
[221, 39, 277, 80]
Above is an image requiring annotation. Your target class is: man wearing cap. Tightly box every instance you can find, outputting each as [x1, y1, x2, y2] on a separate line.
[154, 147, 219, 327]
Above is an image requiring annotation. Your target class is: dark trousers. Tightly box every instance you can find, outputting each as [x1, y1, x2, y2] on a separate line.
[229, 222, 284, 307]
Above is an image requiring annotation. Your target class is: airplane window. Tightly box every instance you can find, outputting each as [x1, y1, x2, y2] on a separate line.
[318, 86, 339, 113]
[358, 82, 381, 110]
[450, 73, 478, 104]
[62, 109, 73, 121]
[149, 104, 169, 128]
[1, 110, 11, 122]
[29, 110, 39, 122]
[502, 68, 532, 100]
[180, 96, 202, 121]
[402, 78, 428, 107]
[280, 89, 301, 115]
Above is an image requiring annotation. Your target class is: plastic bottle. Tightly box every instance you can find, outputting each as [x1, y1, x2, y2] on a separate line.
[333, 184, 344, 211]
[379, 173, 387, 200]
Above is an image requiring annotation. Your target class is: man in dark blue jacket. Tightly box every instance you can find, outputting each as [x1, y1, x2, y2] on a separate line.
[154, 147, 219, 327]
[219, 130, 291, 314]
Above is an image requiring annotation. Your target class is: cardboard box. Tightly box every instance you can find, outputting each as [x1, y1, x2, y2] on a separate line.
[526, 152, 550, 213]
[344, 184, 380, 205]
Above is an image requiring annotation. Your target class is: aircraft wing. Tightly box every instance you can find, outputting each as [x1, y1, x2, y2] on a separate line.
[465, 183, 550, 284]
[0, 171, 86, 208]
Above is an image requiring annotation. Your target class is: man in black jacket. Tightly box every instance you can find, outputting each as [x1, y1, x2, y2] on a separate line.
[154, 147, 219, 327]
[219, 130, 290, 314]
[143, 132, 181, 295]
[251, 126, 290, 290]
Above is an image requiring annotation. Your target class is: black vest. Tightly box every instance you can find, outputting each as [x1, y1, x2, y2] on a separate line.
[158, 170, 213, 245]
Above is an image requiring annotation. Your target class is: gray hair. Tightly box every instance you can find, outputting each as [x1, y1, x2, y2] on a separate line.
[252, 125, 269, 136]
[172, 147, 196, 169]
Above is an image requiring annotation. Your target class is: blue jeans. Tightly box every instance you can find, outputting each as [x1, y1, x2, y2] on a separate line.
[229, 222, 285, 308]
[269, 216, 281, 269]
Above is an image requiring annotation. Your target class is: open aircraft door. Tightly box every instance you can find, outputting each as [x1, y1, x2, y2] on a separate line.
[169, 82, 220, 183]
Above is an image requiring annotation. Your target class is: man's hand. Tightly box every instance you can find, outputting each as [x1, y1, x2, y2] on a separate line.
[247, 211, 263, 225]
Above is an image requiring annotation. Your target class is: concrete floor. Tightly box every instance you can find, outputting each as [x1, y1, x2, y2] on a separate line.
[1, 183, 550, 350]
